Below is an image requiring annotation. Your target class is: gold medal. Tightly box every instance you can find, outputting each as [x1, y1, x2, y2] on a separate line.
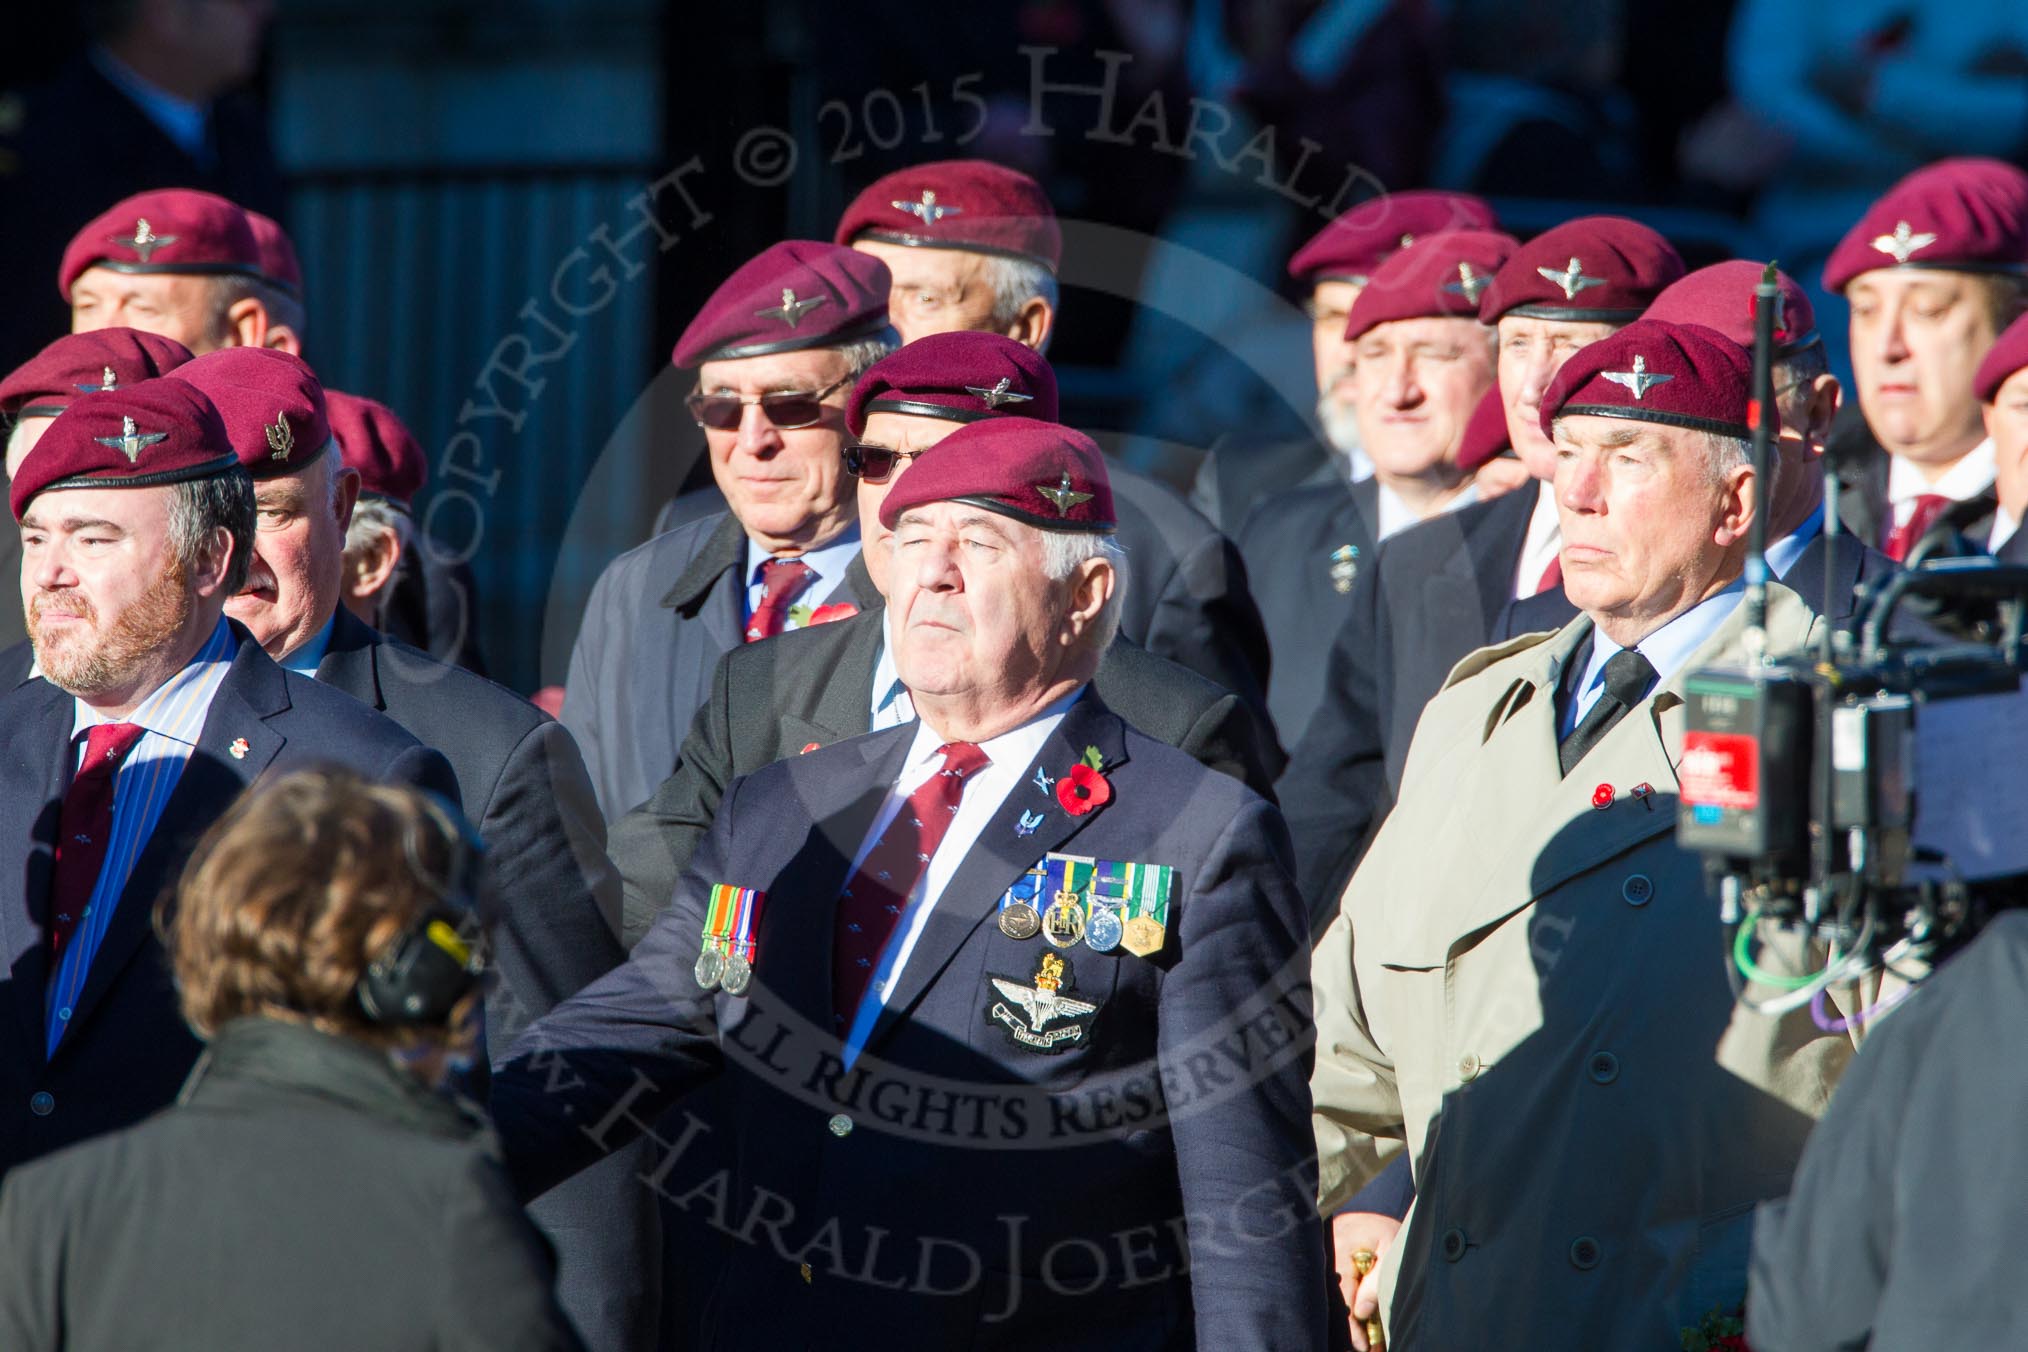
[1122, 914, 1165, 957]
[999, 901, 1041, 940]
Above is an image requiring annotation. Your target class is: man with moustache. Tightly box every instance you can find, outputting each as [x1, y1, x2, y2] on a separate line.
[1822, 158, 2028, 562]
[0, 376, 453, 1178]
[564, 240, 893, 820]
[163, 346, 644, 1349]
[1237, 229, 1515, 741]
[495, 416, 1326, 1350]
[1191, 190, 1497, 527]
[608, 331, 1277, 947]
[0, 327, 195, 670]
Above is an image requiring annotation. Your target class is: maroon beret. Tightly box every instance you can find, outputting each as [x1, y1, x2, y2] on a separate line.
[1974, 313, 2028, 404]
[835, 159, 1061, 272]
[1542, 319, 1777, 444]
[1456, 385, 1511, 473]
[1824, 158, 2028, 294]
[846, 331, 1059, 435]
[0, 328, 193, 419]
[1647, 260, 1819, 359]
[327, 390, 427, 505]
[12, 379, 239, 521]
[58, 188, 262, 300]
[164, 348, 330, 479]
[244, 210, 303, 296]
[672, 240, 892, 368]
[1288, 190, 1498, 285]
[1343, 230, 1520, 342]
[1477, 215, 1685, 324]
[877, 415, 1114, 533]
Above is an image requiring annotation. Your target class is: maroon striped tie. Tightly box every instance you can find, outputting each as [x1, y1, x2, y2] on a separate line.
[48, 722, 146, 964]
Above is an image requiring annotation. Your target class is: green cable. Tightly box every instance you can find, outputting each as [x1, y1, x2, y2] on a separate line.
[1733, 908, 1827, 990]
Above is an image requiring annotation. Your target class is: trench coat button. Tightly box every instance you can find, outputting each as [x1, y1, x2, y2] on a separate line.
[1569, 1236, 1601, 1270]
[28, 1091, 54, 1116]
[799, 1262, 813, 1283]
[1456, 1052, 1481, 1081]
[827, 1113, 854, 1137]
[1441, 1227, 1467, 1262]
[1587, 1052, 1620, 1085]
[1621, 874, 1654, 906]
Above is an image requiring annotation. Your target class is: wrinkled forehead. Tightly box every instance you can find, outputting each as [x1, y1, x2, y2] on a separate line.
[894, 501, 1038, 547]
[697, 346, 849, 395]
[1550, 412, 1695, 455]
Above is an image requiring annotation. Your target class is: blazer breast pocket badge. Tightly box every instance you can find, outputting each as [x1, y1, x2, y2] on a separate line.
[985, 951, 1100, 1054]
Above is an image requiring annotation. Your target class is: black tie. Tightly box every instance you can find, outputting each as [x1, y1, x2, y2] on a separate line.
[1558, 648, 1658, 776]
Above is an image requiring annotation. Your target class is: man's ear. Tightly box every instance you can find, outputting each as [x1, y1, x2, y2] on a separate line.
[1065, 554, 1116, 638]
[333, 466, 362, 533]
[1804, 374, 1842, 450]
[1005, 296, 1053, 353]
[191, 525, 238, 599]
[344, 526, 404, 611]
[222, 297, 271, 350]
[264, 325, 304, 356]
[1716, 462, 1759, 546]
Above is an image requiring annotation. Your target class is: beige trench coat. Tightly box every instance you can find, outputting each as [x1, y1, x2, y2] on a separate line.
[1311, 583, 1862, 1349]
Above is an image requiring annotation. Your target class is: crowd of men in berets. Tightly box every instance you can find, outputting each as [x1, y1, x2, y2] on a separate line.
[1, 148, 2027, 1352]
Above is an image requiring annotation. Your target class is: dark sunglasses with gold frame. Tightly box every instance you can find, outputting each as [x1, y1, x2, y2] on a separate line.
[685, 376, 849, 431]
[841, 441, 931, 483]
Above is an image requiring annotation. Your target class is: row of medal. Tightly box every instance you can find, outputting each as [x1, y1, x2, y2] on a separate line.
[997, 853, 1175, 958]
[695, 883, 761, 995]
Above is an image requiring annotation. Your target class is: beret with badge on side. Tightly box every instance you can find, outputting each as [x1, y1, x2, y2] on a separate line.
[0, 329, 194, 420]
[12, 379, 239, 521]
[58, 188, 263, 300]
[163, 348, 331, 479]
[1541, 318, 1779, 444]
[672, 239, 893, 368]
[1289, 189, 1497, 286]
[847, 330, 1060, 435]
[877, 415, 1115, 533]
[835, 159, 1061, 272]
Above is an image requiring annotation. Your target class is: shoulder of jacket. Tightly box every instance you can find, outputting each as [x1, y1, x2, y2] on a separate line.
[1440, 629, 1559, 692]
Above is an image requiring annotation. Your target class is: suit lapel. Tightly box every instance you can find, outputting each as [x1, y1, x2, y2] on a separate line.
[0, 683, 76, 1074]
[864, 696, 1129, 1056]
[313, 607, 388, 710]
[812, 607, 888, 740]
[1471, 487, 1535, 625]
[60, 644, 290, 1047]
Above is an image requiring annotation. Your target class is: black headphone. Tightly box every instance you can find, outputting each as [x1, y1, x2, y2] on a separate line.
[356, 792, 488, 1028]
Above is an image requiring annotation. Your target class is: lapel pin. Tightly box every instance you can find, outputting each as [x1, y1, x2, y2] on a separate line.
[1016, 809, 1044, 838]
[229, 737, 250, 761]
[1031, 768, 1055, 795]
[799, 741, 821, 755]
[1591, 783, 1615, 810]
[1631, 782, 1654, 811]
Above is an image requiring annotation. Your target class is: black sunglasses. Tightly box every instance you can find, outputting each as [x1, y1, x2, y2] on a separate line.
[686, 376, 849, 431]
[842, 442, 930, 483]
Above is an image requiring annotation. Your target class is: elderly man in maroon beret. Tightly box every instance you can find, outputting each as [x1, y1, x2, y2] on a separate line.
[1977, 315, 2028, 563]
[0, 375, 453, 1180]
[59, 189, 292, 355]
[1193, 190, 1497, 523]
[1823, 158, 2028, 563]
[564, 239, 895, 820]
[496, 412, 1326, 1351]
[1311, 318, 1860, 1349]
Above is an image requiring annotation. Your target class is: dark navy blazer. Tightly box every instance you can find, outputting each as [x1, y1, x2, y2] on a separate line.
[493, 693, 1327, 1351]
[0, 626, 456, 1177]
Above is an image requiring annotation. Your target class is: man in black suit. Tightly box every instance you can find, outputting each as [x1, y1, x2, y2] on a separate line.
[609, 331, 1276, 946]
[0, 0, 285, 371]
[1821, 159, 2028, 563]
[0, 375, 454, 1178]
[1277, 216, 1684, 911]
[1237, 229, 1515, 743]
[164, 346, 647, 1349]
[494, 417, 1327, 1349]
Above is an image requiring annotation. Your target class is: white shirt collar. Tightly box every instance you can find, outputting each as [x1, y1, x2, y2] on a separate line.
[909, 685, 1083, 775]
[1992, 506, 2021, 553]
[744, 526, 862, 597]
[1512, 479, 1563, 598]
[1572, 583, 1744, 724]
[70, 618, 235, 747]
[870, 608, 913, 730]
[1886, 436, 1996, 511]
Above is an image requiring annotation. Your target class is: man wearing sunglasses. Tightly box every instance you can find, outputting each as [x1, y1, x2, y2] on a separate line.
[561, 240, 895, 820]
[606, 330, 1278, 947]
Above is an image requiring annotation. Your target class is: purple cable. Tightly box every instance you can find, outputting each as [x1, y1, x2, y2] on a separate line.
[1811, 981, 1917, 1033]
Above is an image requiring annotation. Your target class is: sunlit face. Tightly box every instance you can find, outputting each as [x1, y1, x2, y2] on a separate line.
[1987, 367, 2028, 519]
[854, 410, 957, 596]
[1553, 414, 1754, 642]
[225, 451, 359, 660]
[1310, 279, 1364, 416]
[851, 240, 1002, 343]
[697, 347, 857, 553]
[1351, 316, 1496, 480]
[1496, 315, 1620, 479]
[888, 502, 1087, 707]
[70, 269, 231, 353]
[1847, 270, 1999, 467]
[20, 485, 199, 701]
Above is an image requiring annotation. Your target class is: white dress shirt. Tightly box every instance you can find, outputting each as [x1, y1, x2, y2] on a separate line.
[1886, 437, 1996, 530]
[1375, 479, 1478, 542]
[1991, 506, 2021, 554]
[1562, 585, 1743, 736]
[868, 610, 914, 731]
[1512, 480, 1563, 600]
[742, 527, 862, 629]
[839, 687, 1083, 1066]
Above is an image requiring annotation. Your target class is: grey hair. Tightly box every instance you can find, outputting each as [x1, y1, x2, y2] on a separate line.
[1773, 344, 1830, 434]
[835, 329, 901, 381]
[1704, 432, 1752, 481]
[345, 494, 412, 559]
[1039, 530, 1127, 653]
[982, 255, 1059, 350]
[208, 274, 307, 345]
[169, 468, 256, 595]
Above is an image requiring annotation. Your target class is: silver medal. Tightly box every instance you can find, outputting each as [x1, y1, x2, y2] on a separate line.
[694, 947, 725, 991]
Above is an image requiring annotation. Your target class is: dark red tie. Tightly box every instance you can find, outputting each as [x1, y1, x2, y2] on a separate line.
[1884, 493, 1951, 562]
[745, 558, 816, 642]
[48, 722, 146, 965]
[1534, 553, 1563, 596]
[832, 741, 991, 1025]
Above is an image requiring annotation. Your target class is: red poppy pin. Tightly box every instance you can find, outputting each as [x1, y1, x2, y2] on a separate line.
[799, 742, 822, 755]
[1056, 746, 1112, 816]
[806, 602, 859, 626]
